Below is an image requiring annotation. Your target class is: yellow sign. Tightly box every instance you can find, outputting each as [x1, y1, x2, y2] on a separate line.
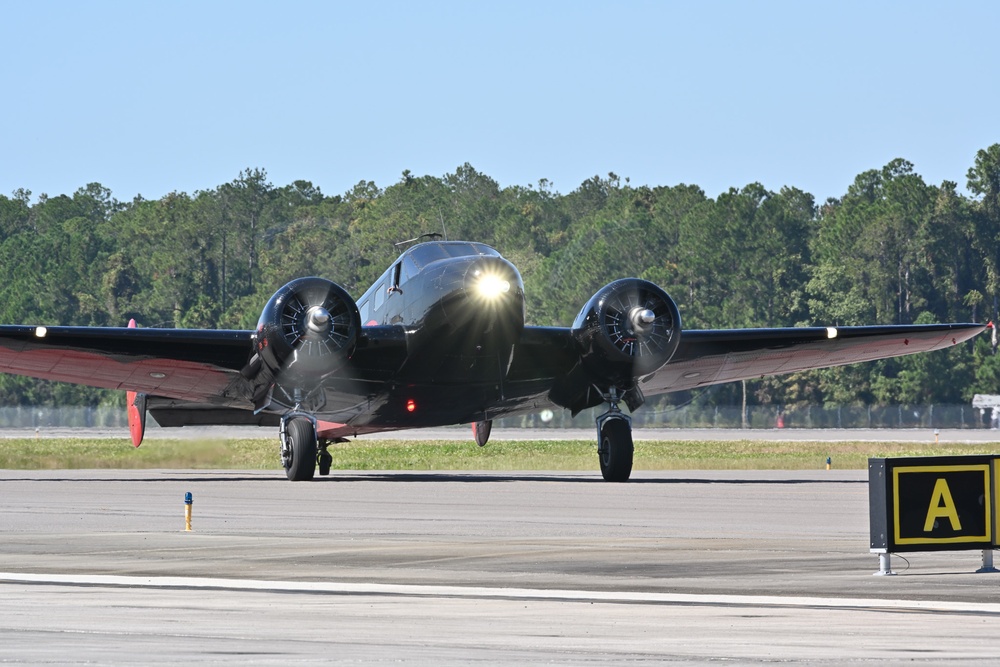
[892, 464, 991, 546]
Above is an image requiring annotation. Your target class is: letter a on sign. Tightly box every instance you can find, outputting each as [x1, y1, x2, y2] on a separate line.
[923, 478, 963, 532]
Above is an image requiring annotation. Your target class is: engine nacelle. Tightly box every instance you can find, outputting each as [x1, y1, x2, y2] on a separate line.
[571, 278, 681, 385]
[254, 277, 360, 383]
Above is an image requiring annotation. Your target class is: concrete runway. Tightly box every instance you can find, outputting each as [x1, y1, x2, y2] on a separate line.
[3, 467, 1000, 664]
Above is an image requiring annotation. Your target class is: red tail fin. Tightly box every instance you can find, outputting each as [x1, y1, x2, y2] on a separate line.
[126, 319, 146, 447]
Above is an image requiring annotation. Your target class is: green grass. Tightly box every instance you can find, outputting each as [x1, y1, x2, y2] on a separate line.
[1, 437, 999, 471]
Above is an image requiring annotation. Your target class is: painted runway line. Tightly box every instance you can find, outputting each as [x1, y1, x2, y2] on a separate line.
[5, 571, 1000, 616]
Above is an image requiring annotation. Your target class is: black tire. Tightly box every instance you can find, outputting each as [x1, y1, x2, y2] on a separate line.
[318, 448, 332, 476]
[599, 418, 633, 482]
[473, 419, 492, 447]
[284, 417, 317, 481]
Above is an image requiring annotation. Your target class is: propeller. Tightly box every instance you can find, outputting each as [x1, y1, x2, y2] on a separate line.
[254, 277, 361, 409]
[572, 278, 682, 382]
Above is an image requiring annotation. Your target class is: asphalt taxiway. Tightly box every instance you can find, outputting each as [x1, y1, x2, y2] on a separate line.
[3, 465, 1000, 664]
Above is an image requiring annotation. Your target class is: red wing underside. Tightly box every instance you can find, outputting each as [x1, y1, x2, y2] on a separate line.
[0, 345, 238, 399]
[646, 324, 985, 394]
[0, 325, 250, 407]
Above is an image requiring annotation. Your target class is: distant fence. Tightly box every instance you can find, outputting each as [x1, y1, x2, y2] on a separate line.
[0, 406, 127, 429]
[0, 404, 995, 431]
[496, 404, 997, 430]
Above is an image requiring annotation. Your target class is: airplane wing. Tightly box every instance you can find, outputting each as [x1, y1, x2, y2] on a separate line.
[515, 322, 986, 412]
[646, 323, 985, 394]
[0, 325, 253, 403]
[0, 324, 408, 408]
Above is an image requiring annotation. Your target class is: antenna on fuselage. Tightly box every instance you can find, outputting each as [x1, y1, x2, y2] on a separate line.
[393, 232, 444, 250]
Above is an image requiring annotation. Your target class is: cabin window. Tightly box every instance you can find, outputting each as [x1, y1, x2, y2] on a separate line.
[373, 281, 386, 310]
[358, 299, 372, 325]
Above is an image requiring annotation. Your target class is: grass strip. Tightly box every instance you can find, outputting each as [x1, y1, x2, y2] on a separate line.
[1, 437, 999, 471]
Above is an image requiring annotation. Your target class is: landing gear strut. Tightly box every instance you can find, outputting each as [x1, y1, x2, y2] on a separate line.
[280, 414, 317, 481]
[596, 392, 634, 482]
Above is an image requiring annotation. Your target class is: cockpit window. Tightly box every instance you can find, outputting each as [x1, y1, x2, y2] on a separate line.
[391, 262, 402, 288]
[401, 254, 418, 283]
[404, 242, 499, 271]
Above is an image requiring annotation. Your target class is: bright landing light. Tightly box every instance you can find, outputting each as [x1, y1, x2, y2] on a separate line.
[476, 273, 511, 299]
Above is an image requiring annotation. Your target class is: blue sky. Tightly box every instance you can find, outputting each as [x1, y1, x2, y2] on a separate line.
[3, 1, 997, 203]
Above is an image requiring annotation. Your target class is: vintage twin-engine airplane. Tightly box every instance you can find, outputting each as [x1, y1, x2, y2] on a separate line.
[0, 238, 985, 481]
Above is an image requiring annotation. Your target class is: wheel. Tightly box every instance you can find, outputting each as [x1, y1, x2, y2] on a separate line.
[599, 418, 633, 482]
[283, 417, 317, 481]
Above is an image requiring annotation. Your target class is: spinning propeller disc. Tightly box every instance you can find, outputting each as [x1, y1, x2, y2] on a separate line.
[602, 288, 675, 358]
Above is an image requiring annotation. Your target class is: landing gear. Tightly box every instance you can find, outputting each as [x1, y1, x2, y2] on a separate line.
[596, 399, 634, 482]
[280, 415, 317, 481]
[473, 419, 492, 447]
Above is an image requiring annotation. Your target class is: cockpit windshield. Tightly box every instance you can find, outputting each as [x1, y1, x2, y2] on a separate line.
[403, 242, 500, 272]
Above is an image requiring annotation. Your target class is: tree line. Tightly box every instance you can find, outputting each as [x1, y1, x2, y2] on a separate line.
[2, 145, 1000, 410]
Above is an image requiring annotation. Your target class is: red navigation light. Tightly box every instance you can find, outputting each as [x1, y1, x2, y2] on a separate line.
[406, 399, 416, 413]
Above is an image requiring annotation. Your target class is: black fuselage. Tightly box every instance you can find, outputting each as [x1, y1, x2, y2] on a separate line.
[309, 242, 539, 433]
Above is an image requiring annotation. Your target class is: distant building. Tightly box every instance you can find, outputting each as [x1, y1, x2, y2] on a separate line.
[972, 395, 1000, 429]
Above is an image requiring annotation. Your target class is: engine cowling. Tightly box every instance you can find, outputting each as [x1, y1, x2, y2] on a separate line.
[254, 277, 360, 383]
[571, 278, 681, 385]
